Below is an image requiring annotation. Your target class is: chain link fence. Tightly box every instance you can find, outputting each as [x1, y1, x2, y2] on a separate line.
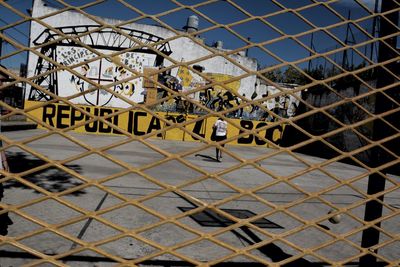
[0, 0, 399, 266]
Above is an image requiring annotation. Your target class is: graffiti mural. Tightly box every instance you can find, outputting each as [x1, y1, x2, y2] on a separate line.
[257, 85, 301, 121]
[25, 100, 285, 148]
[27, 25, 172, 108]
[152, 67, 301, 120]
[153, 67, 245, 117]
[27, 26, 300, 120]
[62, 48, 149, 106]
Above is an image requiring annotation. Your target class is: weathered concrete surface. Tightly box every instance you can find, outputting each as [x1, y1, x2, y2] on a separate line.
[0, 120, 37, 132]
[0, 129, 399, 266]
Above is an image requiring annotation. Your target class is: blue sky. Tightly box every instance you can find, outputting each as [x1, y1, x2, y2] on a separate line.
[0, 0, 386, 70]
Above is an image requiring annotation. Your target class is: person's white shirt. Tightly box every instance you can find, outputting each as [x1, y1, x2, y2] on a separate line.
[214, 119, 227, 136]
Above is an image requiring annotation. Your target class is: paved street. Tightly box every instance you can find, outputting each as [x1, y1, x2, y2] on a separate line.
[1, 129, 399, 266]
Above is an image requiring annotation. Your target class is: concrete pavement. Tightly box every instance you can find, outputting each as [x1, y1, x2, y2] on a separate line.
[0, 129, 398, 266]
[0, 115, 37, 132]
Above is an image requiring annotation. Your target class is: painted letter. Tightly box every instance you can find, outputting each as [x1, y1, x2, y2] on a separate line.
[192, 119, 205, 140]
[42, 104, 56, 127]
[254, 122, 268, 145]
[266, 125, 283, 145]
[99, 108, 113, 133]
[133, 111, 147, 136]
[85, 107, 99, 133]
[71, 107, 85, 126]
[237, 120, 254, 144]
[147, 116, 162, 137]
[56, 104, 71, 129]
[112, 111, 122, 134]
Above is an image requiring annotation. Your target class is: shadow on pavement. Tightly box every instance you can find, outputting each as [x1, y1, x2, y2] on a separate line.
[3, 152, 85, 195]
[174, 192, 326, 266]
[195, 154, 221, 162]
[239, 226, 324, 267]
[0, 183, 13, 236]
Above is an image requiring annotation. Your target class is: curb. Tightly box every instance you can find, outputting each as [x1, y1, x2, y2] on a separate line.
[1, 121, 38, 132]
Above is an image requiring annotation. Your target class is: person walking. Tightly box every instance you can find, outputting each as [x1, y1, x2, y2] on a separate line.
[213, 118, 228, 161]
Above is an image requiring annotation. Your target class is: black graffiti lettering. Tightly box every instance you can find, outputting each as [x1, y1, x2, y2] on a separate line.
[237, 120, 254, 144]
[147, 116, 162, 137]
[128, 111, 134, 133]
[99, 108, 113, 133]
[164, 115, 176, 138]
[42, 104, 56, 127]
[71, 108, 85, 126]
[133, 111, 147, 136]
[254, 122, 268, 146]
[112, 112, 122, 134]
[165, 115, 176, 123]
[176, 115, 185, 123]
[85, 107, 99, 133]
[192, 119, 205, 140]
[266, 125, 283, 145]
[56, 105, 71, 129]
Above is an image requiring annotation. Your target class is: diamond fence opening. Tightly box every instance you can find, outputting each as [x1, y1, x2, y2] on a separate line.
[0, 0, 399, 266]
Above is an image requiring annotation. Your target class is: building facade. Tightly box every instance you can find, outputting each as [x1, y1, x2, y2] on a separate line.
[26, 0, 258, 111]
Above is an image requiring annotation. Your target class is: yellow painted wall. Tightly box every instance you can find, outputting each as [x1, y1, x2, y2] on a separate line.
[203, 73, 241, 92]
[25, 101, 285, 147]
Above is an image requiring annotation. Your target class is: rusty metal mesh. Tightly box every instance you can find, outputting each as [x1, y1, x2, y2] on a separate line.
[0, 0, 399, 266]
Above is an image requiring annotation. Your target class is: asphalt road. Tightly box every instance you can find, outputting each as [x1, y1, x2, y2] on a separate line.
[0, 129, 399, 266]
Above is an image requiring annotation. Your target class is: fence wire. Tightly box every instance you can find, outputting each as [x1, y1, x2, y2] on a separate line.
[0, 0, 399, 266]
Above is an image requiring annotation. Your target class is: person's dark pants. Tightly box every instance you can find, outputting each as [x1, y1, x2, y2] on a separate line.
[215, 135, 227, 160]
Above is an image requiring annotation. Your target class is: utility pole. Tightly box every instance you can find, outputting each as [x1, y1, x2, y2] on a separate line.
[307, 32, 314, 72]
[245, 37, 251, 57]
[342, 10, 351, 69]
[369, 0, 380, 62]
[0, 30, 3, 65]
[21, 0, 34, 107]
[360, 0, 399, 266]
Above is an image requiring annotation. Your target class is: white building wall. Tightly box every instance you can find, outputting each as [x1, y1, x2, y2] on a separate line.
[27, 0, 258, 107]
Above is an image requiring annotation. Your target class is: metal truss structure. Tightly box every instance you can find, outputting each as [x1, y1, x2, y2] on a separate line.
[29, 25, 172, 101]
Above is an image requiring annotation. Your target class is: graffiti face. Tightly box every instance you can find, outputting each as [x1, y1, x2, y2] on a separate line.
[29, 46, 156, 107]
[113, 65, 135, 97]
[63, 50, 147, 106]
[68, 57, 114, 106]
